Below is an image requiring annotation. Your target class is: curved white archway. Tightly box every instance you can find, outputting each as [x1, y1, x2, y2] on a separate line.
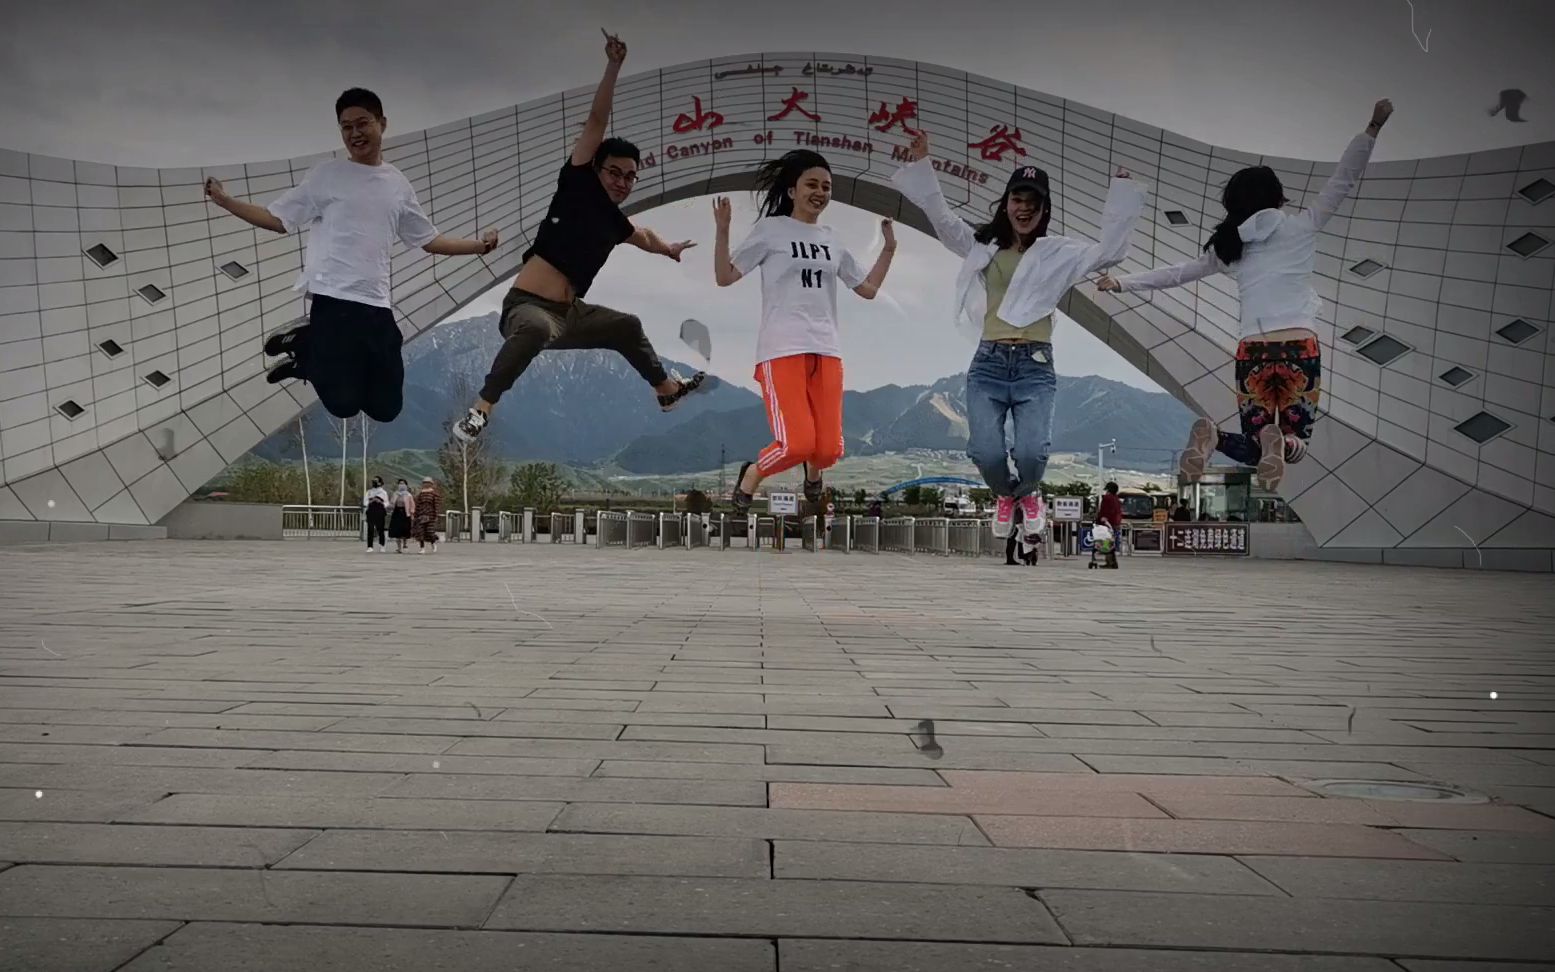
[1, 51, 1552, 566]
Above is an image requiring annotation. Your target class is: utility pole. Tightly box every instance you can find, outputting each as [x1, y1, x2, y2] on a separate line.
[718, 443, 727, 499]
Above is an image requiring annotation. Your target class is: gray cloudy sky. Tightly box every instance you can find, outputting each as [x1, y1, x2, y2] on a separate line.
[4, 0, 1550, 392]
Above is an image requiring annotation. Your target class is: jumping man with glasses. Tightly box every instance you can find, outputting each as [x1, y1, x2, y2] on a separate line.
[455, 30, 705, 442]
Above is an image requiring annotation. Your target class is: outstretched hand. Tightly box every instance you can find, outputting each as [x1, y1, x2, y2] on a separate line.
[907, 131, 930, 162]
[481, 229, 499, 254]
[1114, 166, 1130, 179]
[1369, 98, 1393, 129]
[1094, 273, 1121, 293]
[880, 218, 896, 248]
[666, 240, 697, 262]
[203, 176, 230, 207]
[711, 197, 732, 229]
[602, 29, 627, 64]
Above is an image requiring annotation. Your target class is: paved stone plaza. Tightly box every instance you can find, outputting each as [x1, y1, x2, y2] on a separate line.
[0, 539, 1552, 970]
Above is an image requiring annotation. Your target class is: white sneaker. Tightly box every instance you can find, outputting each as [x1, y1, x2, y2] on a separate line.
[1257, 425, 1287, 491]
[992, 496, 1016, 538]
[1179, 417, 1218, 481]
[452, 408, 487, 443]
[1018, 494, 1047, 538]
[418, 546, 426, 554]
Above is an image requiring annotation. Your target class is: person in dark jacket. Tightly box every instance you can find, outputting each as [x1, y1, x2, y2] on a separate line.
[1095, 481, 1123, 569]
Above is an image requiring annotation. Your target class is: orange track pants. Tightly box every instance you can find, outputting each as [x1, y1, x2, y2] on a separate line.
[754, 353, 844, 477]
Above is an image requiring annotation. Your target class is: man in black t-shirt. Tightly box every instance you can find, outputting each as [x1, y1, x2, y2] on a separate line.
[454, 31, 705, 443]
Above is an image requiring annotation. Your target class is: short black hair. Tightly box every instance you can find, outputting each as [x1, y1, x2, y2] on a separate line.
[1105, 481, 1119, 494]
[593, 137, 641, 169]
[336, 88, 385, 121]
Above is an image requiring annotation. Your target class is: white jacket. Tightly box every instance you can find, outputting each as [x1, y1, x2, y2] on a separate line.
[363, 486, 389, 509]
[891, 158, 1148, 342]
[1113, 131, 1377, 338]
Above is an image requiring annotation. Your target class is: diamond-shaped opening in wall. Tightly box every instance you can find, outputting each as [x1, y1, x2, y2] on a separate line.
[1438, 366, 1473, 387]
[1347, 258, 1386, 278]
[219, 261, 250, 280]
[1455, 410, 1512, 445]
[97, 339, 124, 358]
[1495, 318, 1540, 345]
[1341, 326, 1376, 345]
[1515, 177, 1553, 205]
[1162, 210, 1189, 226]
[1506, 232, 1550, 258]
[144, 370, 172, 389]
[1357, 334, 1410, 366]
[56, 400, 85, 420]
[83, 243, 118, 268]
[136, 283, 167, 305]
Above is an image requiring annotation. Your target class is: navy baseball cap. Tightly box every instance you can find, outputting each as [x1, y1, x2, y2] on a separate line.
[1006, 164, 1050, 199]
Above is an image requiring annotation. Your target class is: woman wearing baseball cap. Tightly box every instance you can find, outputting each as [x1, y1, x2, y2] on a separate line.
[892, 133, 1147, 544]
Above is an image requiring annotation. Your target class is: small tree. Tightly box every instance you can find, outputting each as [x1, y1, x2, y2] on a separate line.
[683, 488, 712, 514]
[852, 488, 867, 506]
[902, 485, 922, 507]
[919, 487, 943, 508]
[970, 488, 993, 509]
[509, 462, 568, 512]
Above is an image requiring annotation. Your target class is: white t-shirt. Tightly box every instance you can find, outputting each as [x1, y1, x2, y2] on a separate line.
[268, 158, 439, 309]
[730, 216, 867, 364]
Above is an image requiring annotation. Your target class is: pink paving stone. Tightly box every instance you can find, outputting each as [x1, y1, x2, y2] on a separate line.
[974, 816, 1453, 859]
[937, 771, 1312, 798]
[768, 782, 1166, 818]
[1151, 795, 1555, 832]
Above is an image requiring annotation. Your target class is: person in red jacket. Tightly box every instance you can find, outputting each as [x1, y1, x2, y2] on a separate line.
[1095, 481, 1123, 569]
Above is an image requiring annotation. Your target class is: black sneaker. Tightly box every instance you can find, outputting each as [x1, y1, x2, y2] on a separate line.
[266, 356, 303, 384]
[802, 465, 824, 504]
[730, 461, 754, 514]
[658, 371, 707, 412]
[452, 408, 488, 443]
[264, 324, 307, 357]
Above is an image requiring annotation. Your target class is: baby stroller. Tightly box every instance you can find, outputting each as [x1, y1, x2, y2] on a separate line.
[1088, 523, 1118, 569]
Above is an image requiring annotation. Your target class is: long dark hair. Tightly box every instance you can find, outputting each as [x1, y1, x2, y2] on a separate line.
[753, 150, 831, 218]
[1205, 166, 1288, 264]
[973, 188, 1050, 249]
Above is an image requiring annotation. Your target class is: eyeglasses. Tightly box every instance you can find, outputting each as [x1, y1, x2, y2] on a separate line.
[603, 165, 639, 185]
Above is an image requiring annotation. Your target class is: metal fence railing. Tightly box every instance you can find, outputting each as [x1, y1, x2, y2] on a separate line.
[880, 516, 915, 554]
[595, 510, 626, 547]
[280, 505, 362, 539]
[657, 512, 683, 549]
[914, 517, 950, 556]
[852, 515, 881, 553]
[948, 518, 986, 557]
[684, 513, 709, 549]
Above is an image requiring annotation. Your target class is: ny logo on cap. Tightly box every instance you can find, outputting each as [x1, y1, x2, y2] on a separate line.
[1019, 167, 1038, 179]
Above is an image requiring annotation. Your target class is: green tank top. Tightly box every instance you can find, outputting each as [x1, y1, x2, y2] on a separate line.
[981, 247, 1053, 342]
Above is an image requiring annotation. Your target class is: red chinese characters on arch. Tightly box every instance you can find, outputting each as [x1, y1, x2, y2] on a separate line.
[869, 97, 921, 136]
[767, 87, 821, 123]
[969, 124, 1028, 162]
[673, 96, 725, 133]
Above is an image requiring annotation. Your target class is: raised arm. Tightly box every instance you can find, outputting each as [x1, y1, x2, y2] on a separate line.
[888, 132, 978, 259]
[1074, 168, 1148, 276]
[711, 197, 742, 286]
[851, 220, 897, 299]
[204, 176, 286, 234]
[1305, 98, 1391, 231]
[572, 31, 627, 167]
[424, 230, 499, 256]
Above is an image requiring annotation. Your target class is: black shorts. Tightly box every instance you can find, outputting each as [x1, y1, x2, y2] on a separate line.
[298, 294, 405, 422]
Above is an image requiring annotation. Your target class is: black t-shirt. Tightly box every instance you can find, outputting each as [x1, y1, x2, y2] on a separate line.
[523, 161, 634, 298]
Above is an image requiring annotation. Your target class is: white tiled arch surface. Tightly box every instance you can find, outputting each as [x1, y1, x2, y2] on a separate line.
[1, 52, 1552, 563]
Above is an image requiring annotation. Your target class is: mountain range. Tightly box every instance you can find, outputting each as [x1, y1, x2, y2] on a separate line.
[252, 313, 1194, 474]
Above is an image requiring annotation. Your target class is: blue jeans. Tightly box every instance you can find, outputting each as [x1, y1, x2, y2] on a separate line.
[965, 341, 1057, 499]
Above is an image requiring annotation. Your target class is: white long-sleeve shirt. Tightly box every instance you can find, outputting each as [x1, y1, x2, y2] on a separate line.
[890, 159, 1147, 343]
[1112, 131, 1377, 338]
[363, 486, 389, 509]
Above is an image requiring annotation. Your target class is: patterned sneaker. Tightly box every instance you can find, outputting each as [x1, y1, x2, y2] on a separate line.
[452, 408, 487, 443]
[1178, 417, 1217, 481]
[266, 356, 302, 384]
[991, 496, 1016, 538]
[1018, 494, 1047, 538]
[263, 323, 307, 357]
[1257, 425, 1287, 491]
[1284, 434, 1309, 464]
[730, 461, 754, 514]
[658, 371, 706, 412]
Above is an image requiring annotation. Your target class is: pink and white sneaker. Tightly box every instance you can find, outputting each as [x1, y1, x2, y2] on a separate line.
[1179, 417, 1218, 481]
[1018, 494, 1047, 538]
[992, 496, 1016, 538]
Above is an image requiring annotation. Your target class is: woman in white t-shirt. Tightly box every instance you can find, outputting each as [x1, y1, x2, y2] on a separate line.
[712, 150, 898, 513]
[1099, 99, 1395, 491]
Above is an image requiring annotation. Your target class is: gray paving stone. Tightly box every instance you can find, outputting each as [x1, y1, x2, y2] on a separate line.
[1242, 856, 1555, 905]
[275, 829, 767, 877]
[1392, 829, 1555, 863]
[447, 737, 766, 762]
[320, 717, 623, 739]
[384, 774, 764, 805]
[1397, 962, 1555, 972]
[766, 743, 1092, 772]
[0, 743, 311, 767]
[485, 875, 1064, 942]
[1041, 889, 1555, 960]
[551, 804, 988, 845]
[0, 822, 316, 867]
[592, 759, 943, 785]
[117, 924, 774, 972]
[0, 865, 510, 927]
[778, 940, 1400, 971]
[134, 728, 456, 754]
[776, 841, 1280, 894]
[0, 787, 168, 822]
[0, 917, 182, 972]
[0, 764, 407, 796]
[238, 750, 601, 776]
[120, 794, 564, 831]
